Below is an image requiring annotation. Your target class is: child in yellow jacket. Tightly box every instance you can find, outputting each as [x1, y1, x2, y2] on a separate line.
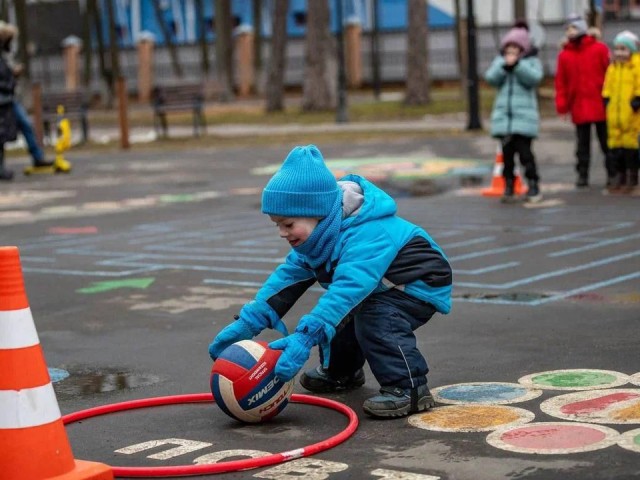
[602, 31, 640, 193]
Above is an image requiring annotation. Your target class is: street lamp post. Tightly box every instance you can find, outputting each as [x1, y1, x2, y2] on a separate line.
[466, 0, 482, 130]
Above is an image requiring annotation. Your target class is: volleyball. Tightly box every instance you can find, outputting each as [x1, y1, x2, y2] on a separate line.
[210, 340, 295, 423]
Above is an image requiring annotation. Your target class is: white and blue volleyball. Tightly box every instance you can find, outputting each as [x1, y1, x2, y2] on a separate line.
[210, 340, 294, 423]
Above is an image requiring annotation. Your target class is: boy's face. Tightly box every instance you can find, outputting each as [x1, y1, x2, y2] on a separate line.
[270, 215, 319, 247]
[614, 44, 631, 62]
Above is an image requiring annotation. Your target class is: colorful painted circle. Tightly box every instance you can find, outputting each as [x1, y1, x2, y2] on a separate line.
[432, 382, 542, 405]
[540, 389, 640, 424]
[630, 373, 640, 387]
[617, 428, 640, 453]
[487, 422, 619, 454]
[408, 404, 534, 432]
[518, 369, 630, 391]
[48, 367, 70, 383]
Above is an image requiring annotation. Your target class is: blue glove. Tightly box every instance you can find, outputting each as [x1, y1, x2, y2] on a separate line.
[209, 316, 256, 360]
[268, 332, 315, 381]
[268, 315, 329, 381]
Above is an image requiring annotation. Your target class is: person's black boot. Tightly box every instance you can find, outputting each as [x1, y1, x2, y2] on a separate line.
[500, 178, 516, 203]
[0, 157, 14, 181]
[525, 179, 542, 203]
[300, 365, 365, 393]
[576, 173, 589, 188]
[363, 384, 436, 418]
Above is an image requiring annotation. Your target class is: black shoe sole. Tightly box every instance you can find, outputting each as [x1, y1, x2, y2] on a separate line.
[299, 374, 365, 394]
[363, 396, 436, 419]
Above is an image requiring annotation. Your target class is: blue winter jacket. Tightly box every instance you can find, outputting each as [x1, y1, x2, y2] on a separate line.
[484, 53, 543, 138]
[240, 175, 452, 351]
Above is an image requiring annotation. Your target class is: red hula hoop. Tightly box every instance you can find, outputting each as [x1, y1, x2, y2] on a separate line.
[62, 392, 359, 477]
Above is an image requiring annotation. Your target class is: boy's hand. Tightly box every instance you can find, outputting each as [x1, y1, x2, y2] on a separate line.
[208, 317, 255, 360]
[269, 332, 315, 381]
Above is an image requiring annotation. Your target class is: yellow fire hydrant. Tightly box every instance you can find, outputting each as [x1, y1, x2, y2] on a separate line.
[53, 105, 72, 172]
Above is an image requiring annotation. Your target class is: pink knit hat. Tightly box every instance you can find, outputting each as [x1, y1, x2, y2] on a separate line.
[500, 27, 531, 54]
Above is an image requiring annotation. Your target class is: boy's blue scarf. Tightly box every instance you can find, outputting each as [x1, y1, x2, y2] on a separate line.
[293, 190, 343, 269]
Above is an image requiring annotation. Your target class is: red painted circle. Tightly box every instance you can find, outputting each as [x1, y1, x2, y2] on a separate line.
[62, 392, 358, 477]
[487, 422, 620, 454]
[500, 424, 605, 449]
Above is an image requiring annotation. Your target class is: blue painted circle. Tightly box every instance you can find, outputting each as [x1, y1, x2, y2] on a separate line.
[439, 384, 529, 403]
[48, 368, 70, 383]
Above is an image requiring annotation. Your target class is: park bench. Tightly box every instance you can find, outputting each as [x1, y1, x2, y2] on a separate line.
[41, 90, 89, 143]
[151, 83, 206, 138]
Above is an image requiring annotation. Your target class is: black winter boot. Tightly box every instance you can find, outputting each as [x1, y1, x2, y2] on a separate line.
[576, 173, 589, 188]
[0, 156, 14, 181]
[526, 179, 542, 203]
[500, 178, 516, 203]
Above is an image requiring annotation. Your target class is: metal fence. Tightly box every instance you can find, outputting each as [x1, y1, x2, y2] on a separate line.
[29, 20, 638, 101]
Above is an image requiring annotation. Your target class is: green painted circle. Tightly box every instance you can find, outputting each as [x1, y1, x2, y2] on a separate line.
[519, 369, 630, 391]
[532, 372, 617, 388]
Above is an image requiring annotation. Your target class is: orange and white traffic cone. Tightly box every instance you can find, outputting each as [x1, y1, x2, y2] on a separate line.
[481, 144, 527, 197]
[0, 246, 113, 480]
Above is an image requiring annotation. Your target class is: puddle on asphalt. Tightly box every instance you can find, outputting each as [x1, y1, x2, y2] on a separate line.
[456, 292, 550, 302]
[52, 367, 161, 400]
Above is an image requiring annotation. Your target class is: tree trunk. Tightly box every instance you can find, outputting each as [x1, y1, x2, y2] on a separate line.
[302, 0, 334, 111]
[152, 0, 183, 77]
[82, 0, 93, 87]
[215, 0, 234, 98]
[14, 0, 30, 80]
[195, 0, 209, 75]
[405, 0, 429, 105]
[105, 0, 121, 87]
[265, 0, 288, 112]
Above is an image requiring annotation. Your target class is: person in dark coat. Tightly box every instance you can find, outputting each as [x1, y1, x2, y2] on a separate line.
[0, 21, 18, 181]
[555, 14, 611, 188]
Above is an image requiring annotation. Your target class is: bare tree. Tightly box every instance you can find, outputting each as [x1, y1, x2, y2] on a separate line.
[266, 0, 288, 112]
[405, 0, 429, 105]
[215, 0, 234, 98]
[152, 0, 183, 77]
[302, 1, 333, 111]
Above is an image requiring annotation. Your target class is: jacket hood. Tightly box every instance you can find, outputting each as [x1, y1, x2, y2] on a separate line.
[564, 33, 595, 51]
[338, 174, 397, 226]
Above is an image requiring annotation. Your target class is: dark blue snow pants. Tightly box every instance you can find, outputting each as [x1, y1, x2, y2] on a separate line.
[321, 289, 436, 390]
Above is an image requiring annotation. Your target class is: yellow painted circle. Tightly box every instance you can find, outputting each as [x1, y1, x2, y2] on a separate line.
[408, 404, 534, 432]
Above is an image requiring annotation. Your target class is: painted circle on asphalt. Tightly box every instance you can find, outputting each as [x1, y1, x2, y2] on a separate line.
[408, 404, 535, 432]
[48, 367, 70, 383]
[630, 373, 640, 387]
[518, 369, 630, 390]
[618, 428, 640, 453]
[487, 422, 619, 454]
[540, 389, 640, 424]
[432, 382, 542, 405]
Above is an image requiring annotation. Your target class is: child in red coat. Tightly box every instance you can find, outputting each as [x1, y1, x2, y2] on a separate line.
[555, 14, 611, 188]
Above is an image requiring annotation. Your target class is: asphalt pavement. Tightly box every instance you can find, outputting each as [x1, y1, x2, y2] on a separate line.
[1, 124, 639, 480]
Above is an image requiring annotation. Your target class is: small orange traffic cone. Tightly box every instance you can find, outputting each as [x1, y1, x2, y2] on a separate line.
[481, 144, 527, 197]
[0, 246, 113, 480]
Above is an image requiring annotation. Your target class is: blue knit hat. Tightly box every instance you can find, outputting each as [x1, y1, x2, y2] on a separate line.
[262, 145, 340, 218]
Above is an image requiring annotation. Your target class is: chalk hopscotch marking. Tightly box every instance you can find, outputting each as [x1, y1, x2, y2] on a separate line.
[630, 373, 640, 387]
[432, 382, 542, 405]
[540, 389, 640, 424]
[408, 405, 534, 432]
[618, 428, 640, 453]
[486, 422, 620, 454]
[518, 369, 630, 391]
